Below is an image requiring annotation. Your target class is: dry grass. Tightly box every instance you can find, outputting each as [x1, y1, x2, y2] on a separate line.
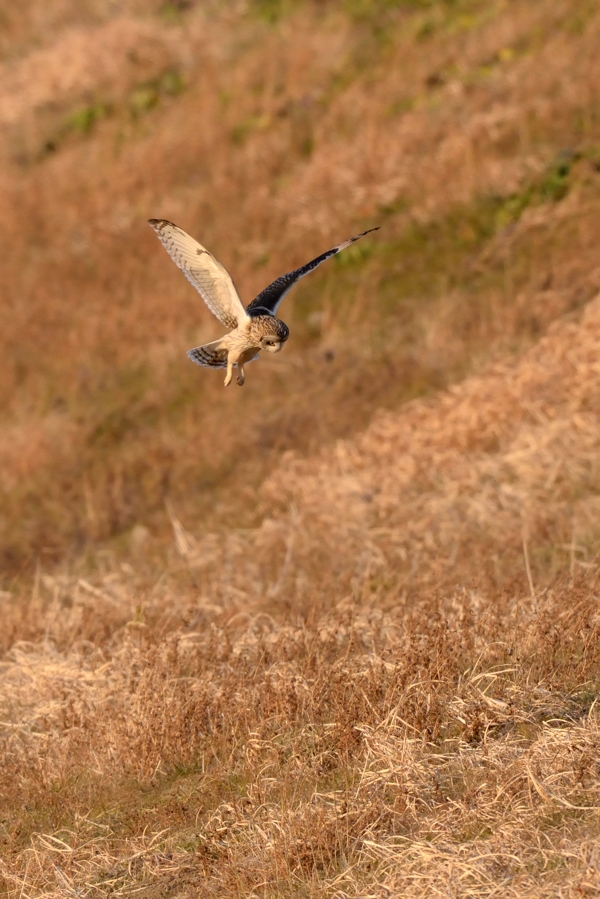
[3, 490, 600, 894]
[4, 0, 600, 895]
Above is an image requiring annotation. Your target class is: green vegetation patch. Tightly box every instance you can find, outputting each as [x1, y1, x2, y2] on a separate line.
[67, 102, 111, 136]
[250, 0, 487, 26]
[319, 152, 578, 313]
[252, 0, 297, 23]
[230, 113, 271, 146]
[494, 150, 579, 228]
[159, 0, 194, 24]
[41, 70, 185, 158]
[129, 70, 185, 118]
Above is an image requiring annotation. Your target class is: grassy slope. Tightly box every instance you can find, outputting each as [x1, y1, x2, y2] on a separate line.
[3, 0, 600, 569]
[3, 0, 600, 896]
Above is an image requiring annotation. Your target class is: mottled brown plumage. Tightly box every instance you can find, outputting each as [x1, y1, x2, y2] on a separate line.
[188, 315, 289, 386]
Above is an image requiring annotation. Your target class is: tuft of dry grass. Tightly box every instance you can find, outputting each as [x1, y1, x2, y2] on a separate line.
[2, 547, 600, 894]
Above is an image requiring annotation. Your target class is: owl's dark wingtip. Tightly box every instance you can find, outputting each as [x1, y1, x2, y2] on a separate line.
[148, 218, 175, 229]
[355, 226, 380, 239]
[354, 226, 381, 240]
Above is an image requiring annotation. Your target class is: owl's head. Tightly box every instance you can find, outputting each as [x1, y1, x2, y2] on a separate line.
[258, 316, 289, 353]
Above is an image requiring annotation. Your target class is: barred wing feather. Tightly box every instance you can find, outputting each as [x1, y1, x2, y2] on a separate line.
[187, 339, 228, 368]
[148, 219, 248, 330]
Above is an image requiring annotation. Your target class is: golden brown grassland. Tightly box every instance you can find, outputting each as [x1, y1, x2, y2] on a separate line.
[3, 0, 600, 894]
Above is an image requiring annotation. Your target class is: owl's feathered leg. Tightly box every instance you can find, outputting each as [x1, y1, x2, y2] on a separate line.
[222, 345, 257, 387]
[235, 348, 261, 386]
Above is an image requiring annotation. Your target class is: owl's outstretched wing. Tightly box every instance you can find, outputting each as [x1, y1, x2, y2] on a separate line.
[149, 219, 249, 330]
[246, 227, 379, 317]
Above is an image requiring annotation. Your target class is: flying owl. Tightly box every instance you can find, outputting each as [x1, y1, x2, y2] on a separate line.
[148, 219, 379, 386]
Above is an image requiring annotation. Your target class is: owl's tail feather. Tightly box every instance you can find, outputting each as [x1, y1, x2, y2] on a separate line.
[187, 339, 228, 368]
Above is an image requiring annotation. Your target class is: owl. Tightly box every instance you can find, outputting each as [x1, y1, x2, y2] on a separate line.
[148, 219, 379, 386]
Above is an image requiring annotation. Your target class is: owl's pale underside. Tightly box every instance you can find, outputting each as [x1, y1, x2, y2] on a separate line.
[148, 218, 379, 386]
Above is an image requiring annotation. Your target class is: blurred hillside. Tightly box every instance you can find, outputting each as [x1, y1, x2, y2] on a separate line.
[4, 2, 600, 896]
[2, 0, 600, 570]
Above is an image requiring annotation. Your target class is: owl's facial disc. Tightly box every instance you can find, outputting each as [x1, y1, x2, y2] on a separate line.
[261, 337, 282, 353]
